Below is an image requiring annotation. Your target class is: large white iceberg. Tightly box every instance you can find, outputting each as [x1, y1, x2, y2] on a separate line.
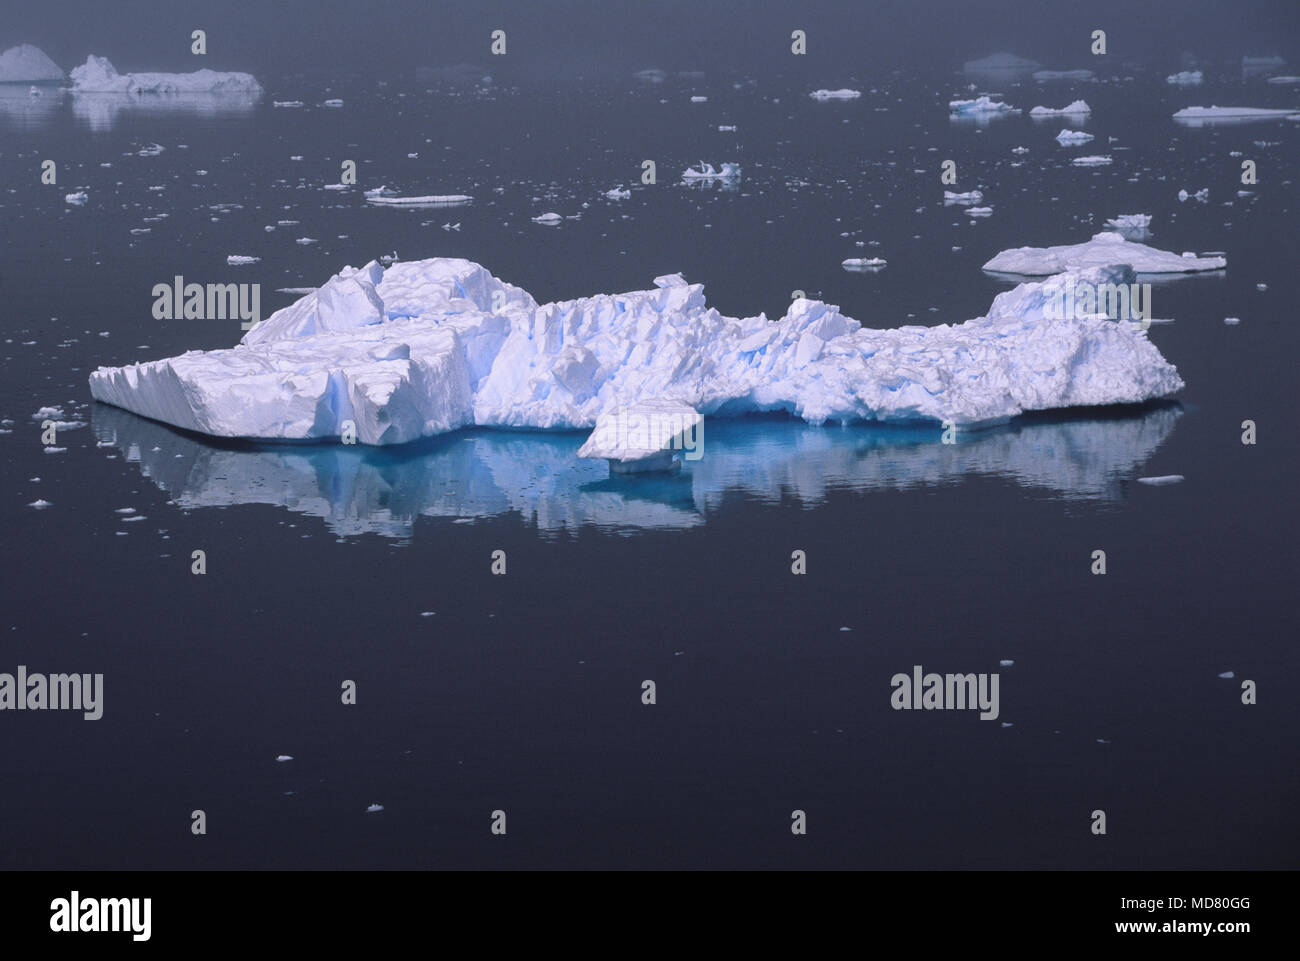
[984, 231, 1225, 275]
[0, 44, 64, 82]
[1030, 100, 1091, 117]
[89, 257, 1184, 445]
[70, 55, 262, 94]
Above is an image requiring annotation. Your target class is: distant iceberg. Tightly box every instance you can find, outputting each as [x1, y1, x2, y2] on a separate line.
[89, 257, 1184, 446]
[1105, 214, 1152, 230]
[1030, 100, 1091, 117]
[949, 96, 1018, 116]
[943, 190, 984, 204]
[964, 53, 1040, 73]
[681, 162, 740, 180]
[1056, 129, 1094, 144]
[983, 231, 1225, 275]
[1173, 105, 1300, 123]
[810, 88, 861, 100]
[69, 55, 262, 94]
[1166, 71, 1203, 85]
[367, 194, 472, 206]
[1033, 69, 1095, 81]
[0, 44, 64, 82]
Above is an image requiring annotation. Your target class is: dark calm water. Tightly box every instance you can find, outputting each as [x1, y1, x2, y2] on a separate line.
[1, 59, 1297, 869]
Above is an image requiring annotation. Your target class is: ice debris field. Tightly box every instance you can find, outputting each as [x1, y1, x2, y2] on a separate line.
[89, 254, 1185, 448]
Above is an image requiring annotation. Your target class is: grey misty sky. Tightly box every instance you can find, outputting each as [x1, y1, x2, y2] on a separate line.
[5, 0, 1298, 81]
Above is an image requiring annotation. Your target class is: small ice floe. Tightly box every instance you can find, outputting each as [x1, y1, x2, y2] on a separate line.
[365, 803, 384, 813]
[842, 257, 887, 270]
[1096, 738, 1111, 745]
[136, 143, 165, 157]
[839, 626, 851, 632]
[276, 755, 293, 762]
[965, 206, 993, 217]
[717, 124, 736, 131]
[27, 499, 53, 509]
[440, 222, 460, 231]
[681, 161, 741, 180]
[531, 212, 563, 225]
[1011, 146, 1029, 154]
[226, 255, 260, 265]
[114, 507, 136, 514]
[1173, 105, 1300, 123]
[272, 100, 304, 107]
[603, 187, 631, 200]
[1056, 128, 1094, 144]
[295, 237, 317, 245]
[1167, 71, 1203, 85]
[65, 191, 88, 205]
[948, 96, 1018, 116]
[577, 399, 703, 475]
[1256, 283, 1268, 291]
[1105, 214, 1151, 230]
[943, 190, 984, 204]
[1223, 317, 1241, 325]
[690, 95, 708, 102]
[1001, 722, 1013, 728]
[1030, 99, 1091, 117]
[323, 183, 347, 191]
[1217, 671, 1235, 679]
[1178, 188, 1210, 202]
[1267, 75, 1300, 84]
[322, 99, 343, 107]
[999, 659, 1014, 666]
[1071, 155, 1112, 165]
[43, 447, 67, 454]
[367, 194, 472, 206]
[1033, 69, 1094, 81]
[420, 611, 436, 617]
[810, 88, 861, 100]
[1137, 475, 1185, 485]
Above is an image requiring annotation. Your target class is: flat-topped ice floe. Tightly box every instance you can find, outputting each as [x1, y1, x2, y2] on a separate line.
[1166, 71, 1203, 85]
[983, 231, 1225, 275]
[367, 194, 472, 206]
[1173, 105, 1300, 123]
[0, 44, 65, 82]
[810, 88, 861, 100]
[70, 55, 262, 94]
[1030, 100, 1091, 116]
[943, 190, 984, 204]
[1056, 129, 1094, 144]
[89, 257, 1184, 445]
[1033, 69, 1095, 81]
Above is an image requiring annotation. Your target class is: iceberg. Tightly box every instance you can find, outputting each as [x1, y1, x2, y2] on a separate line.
[1105, 214, 1152, 230]
[367, 194, 472, 206]
[1029, 100, 1091, 117]
[0, 44, 64, 82]
[89, 257, 1184, 446]
[1033, 69, 1095, 81]
[1071, 155, 1112, 165]
[681, 162, 740, 180]
[1056, 129, 1094, 144]
[1173, 105, 1300, 124]
[943, 190, 983, 204]
[948, 96, 1018, 116]
[1166, 71, 1203, 85]
[841, 257, 887, 269]
[69, 55, 262, 94]
[810, 88, 861, 100]
[983, 231, 1225, 275]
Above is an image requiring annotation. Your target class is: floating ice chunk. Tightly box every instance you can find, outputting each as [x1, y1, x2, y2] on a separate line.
[1011, 146, 1029, 154]
[810, 88, 862, 100]
[368, 194, 471, 206]
[65, 191, 88, 205]
[999, 659, 1014, 666]
[366, 803, 384, 813]
[227, 255, 260, 265]
[275, 755, 293, 762]
[1267, 75, 1300, 84]
[1137, 474, 1184, 485]
[88, 257, 1185, 445]
[943, 190, 984, 204]
[1223, 317, 1241, 325]
[70, 55, 262, 94]
[634, 68, 666, 82]
[273, 100, 304, 107]
[717, 124, 736, 131]
[1217, 671, 1235, 679]
[1173, 105, 1300, 123]
[965, 207, 993, 217]
[1030, 99, 1091, 116]
[27, 499, 53, 509]
[1166, 71, 1203, 85]
[531, 212, 563, 224]
[0, 44, 65, 82]
[1177, 188, 1210, 202]
[983, 231, 1226, 275]
[1105, 214, 1152, 230]
[322, 99, 343, 107]
[948, 96, 1018, 115]
[841, 257, 887, 269]
[690, 95, 708, 102]
[1056, 129, 1095, 144]
[681, 161, 741, 180]
[577, 400, 703, 474]
[653, 272, 687, 288]
[1033, 69, 1095, 81]
[1071, 154, 1111, 165]
[603, 187, 631, 200]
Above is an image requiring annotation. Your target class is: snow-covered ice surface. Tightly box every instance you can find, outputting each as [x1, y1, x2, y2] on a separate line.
[0, 44, 65, 82]
[69, 55, 263, 95]
[89, 257, 1184, 445]
[983, 232, 1225, 275]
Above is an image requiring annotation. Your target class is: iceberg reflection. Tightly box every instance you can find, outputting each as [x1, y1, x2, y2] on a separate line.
[92, 402, 1182, 539]
[70, 91, 260, 132]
